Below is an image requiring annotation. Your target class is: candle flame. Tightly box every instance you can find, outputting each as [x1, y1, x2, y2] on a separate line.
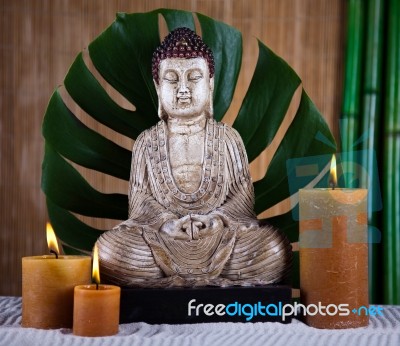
[46, 222, 60, 256]
[92, 244, 100, 285]
[329, 154, 337, 189]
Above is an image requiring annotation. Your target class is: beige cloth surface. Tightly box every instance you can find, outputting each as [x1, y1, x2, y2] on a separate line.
[0, 297, 399, 346]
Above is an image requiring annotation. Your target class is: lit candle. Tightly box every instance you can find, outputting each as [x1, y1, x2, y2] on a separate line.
[22, 223, 91, 329]
[299, 155, 368, 329]
[73, 244, 120, 337]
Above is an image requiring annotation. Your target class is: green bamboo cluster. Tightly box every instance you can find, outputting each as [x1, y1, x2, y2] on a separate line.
[361, 0, 384, 305]
[383, 0, 400, 305]
[342, 0, 400, 304]
[341, 0, 364, 189]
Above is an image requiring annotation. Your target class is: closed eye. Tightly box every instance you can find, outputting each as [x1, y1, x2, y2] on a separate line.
[164, 77, 178, 83]
[163, 71, 178, 83]
[188, 72, 203, 81]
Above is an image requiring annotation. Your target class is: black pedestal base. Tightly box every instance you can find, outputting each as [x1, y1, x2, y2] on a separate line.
[120, 285, 292, 324]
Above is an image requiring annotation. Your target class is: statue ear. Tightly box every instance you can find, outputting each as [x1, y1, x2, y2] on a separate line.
[154, 79, 167, 120]
[153, 79, 160, 96]
[208, 77, 215, 118]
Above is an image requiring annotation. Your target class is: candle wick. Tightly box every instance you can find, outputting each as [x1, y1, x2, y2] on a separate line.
[50, 249, 58, 259]
[96, 283, 99, 290]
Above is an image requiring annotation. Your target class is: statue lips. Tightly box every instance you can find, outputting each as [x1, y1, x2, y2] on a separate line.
[177, 95, 191, 106]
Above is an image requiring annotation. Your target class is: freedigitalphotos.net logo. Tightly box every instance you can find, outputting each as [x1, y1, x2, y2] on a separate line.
[188, 299, 384, 322]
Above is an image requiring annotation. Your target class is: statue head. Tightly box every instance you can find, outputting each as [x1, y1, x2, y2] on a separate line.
[152, 28, 215, 121]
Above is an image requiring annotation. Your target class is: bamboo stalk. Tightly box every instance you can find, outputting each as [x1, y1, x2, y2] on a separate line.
[360, 0, 384, 304]
[383, 0, 400, 305]
[341, 0, 365, 188]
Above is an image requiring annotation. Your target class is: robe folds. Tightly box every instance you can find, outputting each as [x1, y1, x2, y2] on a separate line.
[97, 119, 292, 287]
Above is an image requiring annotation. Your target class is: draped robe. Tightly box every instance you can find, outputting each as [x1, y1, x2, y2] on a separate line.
[97, 118, 292, 287]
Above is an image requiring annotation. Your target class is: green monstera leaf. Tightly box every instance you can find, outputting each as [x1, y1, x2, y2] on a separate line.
[41, 9, 336, 283]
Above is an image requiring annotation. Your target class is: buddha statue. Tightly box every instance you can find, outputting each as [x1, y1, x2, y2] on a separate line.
[97, 28, 292, 287]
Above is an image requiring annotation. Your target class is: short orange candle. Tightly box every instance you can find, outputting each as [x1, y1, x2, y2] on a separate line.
[22, 223, 91, 329]
[73, 244, 120, 337]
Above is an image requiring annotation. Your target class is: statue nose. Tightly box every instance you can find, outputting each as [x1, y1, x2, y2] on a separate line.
[177, 82, 190, 95]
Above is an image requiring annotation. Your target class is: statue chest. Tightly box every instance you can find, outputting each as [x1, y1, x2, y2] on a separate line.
[145, 119, 228, 216]
[168, 132, 204, 193]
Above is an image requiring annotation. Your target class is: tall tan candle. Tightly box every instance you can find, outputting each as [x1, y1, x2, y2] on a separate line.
[22, 223, 91, 329]
[73, 244, 120, 337]
[299, 157, 368, 329]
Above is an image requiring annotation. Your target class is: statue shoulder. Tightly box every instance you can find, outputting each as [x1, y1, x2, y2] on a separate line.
[132, 120, 164, 150]
[218, 122, 246, 149]
[131, 131, 146, 152]
[223, 123, 241, 136]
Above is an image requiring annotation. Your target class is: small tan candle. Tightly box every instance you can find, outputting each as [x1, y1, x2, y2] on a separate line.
[299, 155, 368, 329]
[73, 244, 120, 337]
[22, 223, 91, 329]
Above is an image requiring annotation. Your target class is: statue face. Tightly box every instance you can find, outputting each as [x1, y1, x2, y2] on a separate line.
[156, 58, 213, 120]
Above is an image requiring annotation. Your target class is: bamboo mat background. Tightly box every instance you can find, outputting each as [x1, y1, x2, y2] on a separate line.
[0, 0, 345, 296]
